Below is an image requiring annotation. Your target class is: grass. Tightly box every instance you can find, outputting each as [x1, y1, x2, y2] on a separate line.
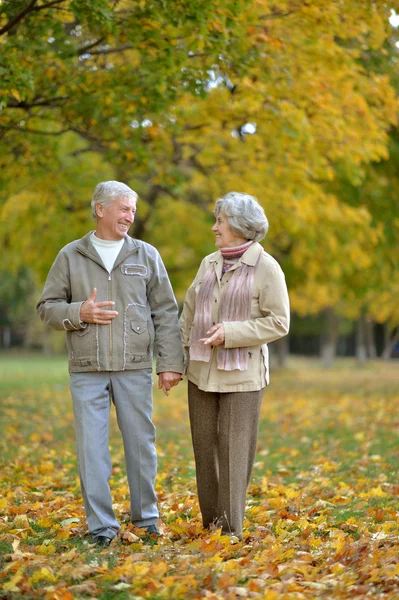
[0, 353, 399, 599]
[0, 350, 68, 392]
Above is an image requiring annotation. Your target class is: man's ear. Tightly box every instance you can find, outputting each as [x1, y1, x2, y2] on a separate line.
[95, 202, 103, 218]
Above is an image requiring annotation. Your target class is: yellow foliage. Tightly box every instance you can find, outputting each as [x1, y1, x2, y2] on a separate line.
[29, 568, 56, 585]
[3, 568, 24, 592]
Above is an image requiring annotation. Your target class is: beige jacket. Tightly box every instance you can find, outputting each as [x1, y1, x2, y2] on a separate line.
[37, 232, 184, 374]
[180, 242, 290, 392]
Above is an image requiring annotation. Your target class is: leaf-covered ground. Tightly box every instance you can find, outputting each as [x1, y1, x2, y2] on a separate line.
[1, 354, 399, 599]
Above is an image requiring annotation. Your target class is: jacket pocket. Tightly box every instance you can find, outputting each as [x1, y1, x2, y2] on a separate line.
[69, 325, 93, 366]
[130, 319, 151, 362]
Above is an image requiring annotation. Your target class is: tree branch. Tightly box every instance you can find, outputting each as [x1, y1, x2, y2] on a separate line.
[0, 0, 38, 36]
[80, 43, 133, 56]
[68, 126, 107, 147]
[77, 37, 106, 56]
[7, 96, 68, 109]
[0, 0, 66, 36]
[2, 124, 71, 136]
[69, 143, 106, 156]
[259, 10, 298, 20]
[32, 0, 67, 10]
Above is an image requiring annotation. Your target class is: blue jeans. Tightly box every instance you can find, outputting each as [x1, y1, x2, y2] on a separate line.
[70, 369, 158, 539]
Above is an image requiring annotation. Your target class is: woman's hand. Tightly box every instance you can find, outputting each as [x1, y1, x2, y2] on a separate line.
[201, 323, 225, 346]
[158, 372, 182, 396]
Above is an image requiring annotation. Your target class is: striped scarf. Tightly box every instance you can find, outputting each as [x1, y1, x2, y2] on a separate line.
[189, 243, 261, 371]
[221, 240, 253, 275]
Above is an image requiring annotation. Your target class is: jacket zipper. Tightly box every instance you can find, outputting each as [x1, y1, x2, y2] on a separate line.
[108, 273, 113, 370]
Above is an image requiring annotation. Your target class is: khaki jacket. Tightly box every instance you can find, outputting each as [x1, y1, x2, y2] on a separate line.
[37, 232, 184, 374]
[180, 242, 290, 392]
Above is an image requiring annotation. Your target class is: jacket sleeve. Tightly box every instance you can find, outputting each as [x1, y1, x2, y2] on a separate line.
[223, 262, 290, 348]
[147, 251, 184, 374]
[36, 251, 86, 332]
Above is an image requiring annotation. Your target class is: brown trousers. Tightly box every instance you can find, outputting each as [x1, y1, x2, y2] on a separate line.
[188, 381, 264, 537]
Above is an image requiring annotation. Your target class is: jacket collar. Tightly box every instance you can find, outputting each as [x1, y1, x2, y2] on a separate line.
[76, 231, 139, 269]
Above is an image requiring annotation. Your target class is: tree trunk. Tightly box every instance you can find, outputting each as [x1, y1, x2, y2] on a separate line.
[41, 328, 52, 356]
[366, 318, 377, 359]
[382, 324, 399, 360]
[320, 308, 339, 367]
[132, 184, 163, 240]
[2, 326, 11, 348]
[356, 313, 367, 364]
[272, 335, 289, 368]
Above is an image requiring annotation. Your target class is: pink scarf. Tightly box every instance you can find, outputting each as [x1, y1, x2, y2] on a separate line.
[190, 245, 261, 371]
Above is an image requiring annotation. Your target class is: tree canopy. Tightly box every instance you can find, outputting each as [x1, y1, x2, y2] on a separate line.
[1, 1, 398, 338]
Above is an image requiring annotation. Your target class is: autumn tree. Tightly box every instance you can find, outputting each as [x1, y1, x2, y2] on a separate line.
[1, 1, 398, 357]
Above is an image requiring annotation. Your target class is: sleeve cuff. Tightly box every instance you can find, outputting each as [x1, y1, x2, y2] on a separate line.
[223, 321, 235, 348]
[63, 302, 88, 331]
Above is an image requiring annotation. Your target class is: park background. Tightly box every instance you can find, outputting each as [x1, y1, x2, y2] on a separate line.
[0, 0, 398, 363]
[1, 2, 399, 600]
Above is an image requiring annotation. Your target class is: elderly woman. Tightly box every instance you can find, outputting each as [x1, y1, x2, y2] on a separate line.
[180, 192, 290, 539]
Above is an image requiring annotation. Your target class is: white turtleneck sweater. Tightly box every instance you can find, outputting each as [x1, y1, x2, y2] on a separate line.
[90, 232, 125, 273]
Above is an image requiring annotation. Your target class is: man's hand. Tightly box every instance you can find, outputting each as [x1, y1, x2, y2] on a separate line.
[80, 288, 118, 325]
[201, 323, 225, 347]
[158, 372, 182, 396]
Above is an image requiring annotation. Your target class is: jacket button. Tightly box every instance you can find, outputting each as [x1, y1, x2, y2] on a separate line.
[136, 326, 140, 331]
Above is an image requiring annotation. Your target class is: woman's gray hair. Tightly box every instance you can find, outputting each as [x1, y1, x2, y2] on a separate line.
[91, 181, 138, 219]
[214, 192, 269, 242]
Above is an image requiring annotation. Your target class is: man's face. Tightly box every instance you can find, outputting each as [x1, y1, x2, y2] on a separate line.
[95, 196, 137, 240]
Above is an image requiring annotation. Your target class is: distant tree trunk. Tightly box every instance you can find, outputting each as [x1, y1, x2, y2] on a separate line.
[2, 326, 11, 348]
[320, 308, 339, 367]
[366, 318, 377, 359]
[42, 328, 52, 356]
[356, 313, 367, 364]
[382, 324, 399, 360]
[273, 335, 289, 368]
[132, 184, 163, 240]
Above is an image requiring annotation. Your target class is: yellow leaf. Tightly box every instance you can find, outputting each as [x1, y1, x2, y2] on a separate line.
[13, 514, 29, 528]
[37, 543, 56, 555]
[361, 486, 388, 498]
[3, 567, 24, 592]
[11, 89, 21, 102]
[37, 518, 53, 528]
[29, 568, 56, 585]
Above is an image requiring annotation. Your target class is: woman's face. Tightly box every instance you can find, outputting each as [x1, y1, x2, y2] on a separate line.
[212, 212, 248, 248]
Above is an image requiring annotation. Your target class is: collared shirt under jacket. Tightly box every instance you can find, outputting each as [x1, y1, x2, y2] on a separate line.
[180, 242, 290, 392]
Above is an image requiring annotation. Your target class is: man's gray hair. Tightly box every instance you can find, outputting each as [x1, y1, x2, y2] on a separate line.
[91, 181, 138, 219]
[214, 192, 269, 242]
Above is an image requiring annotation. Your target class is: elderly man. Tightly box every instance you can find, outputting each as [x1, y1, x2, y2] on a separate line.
[37, 181, 183, 547]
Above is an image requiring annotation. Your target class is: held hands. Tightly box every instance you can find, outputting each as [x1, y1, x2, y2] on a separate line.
[80, 288, 118, 325]
[158, 372, 182, 396]
[200, 323, 225, 347]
